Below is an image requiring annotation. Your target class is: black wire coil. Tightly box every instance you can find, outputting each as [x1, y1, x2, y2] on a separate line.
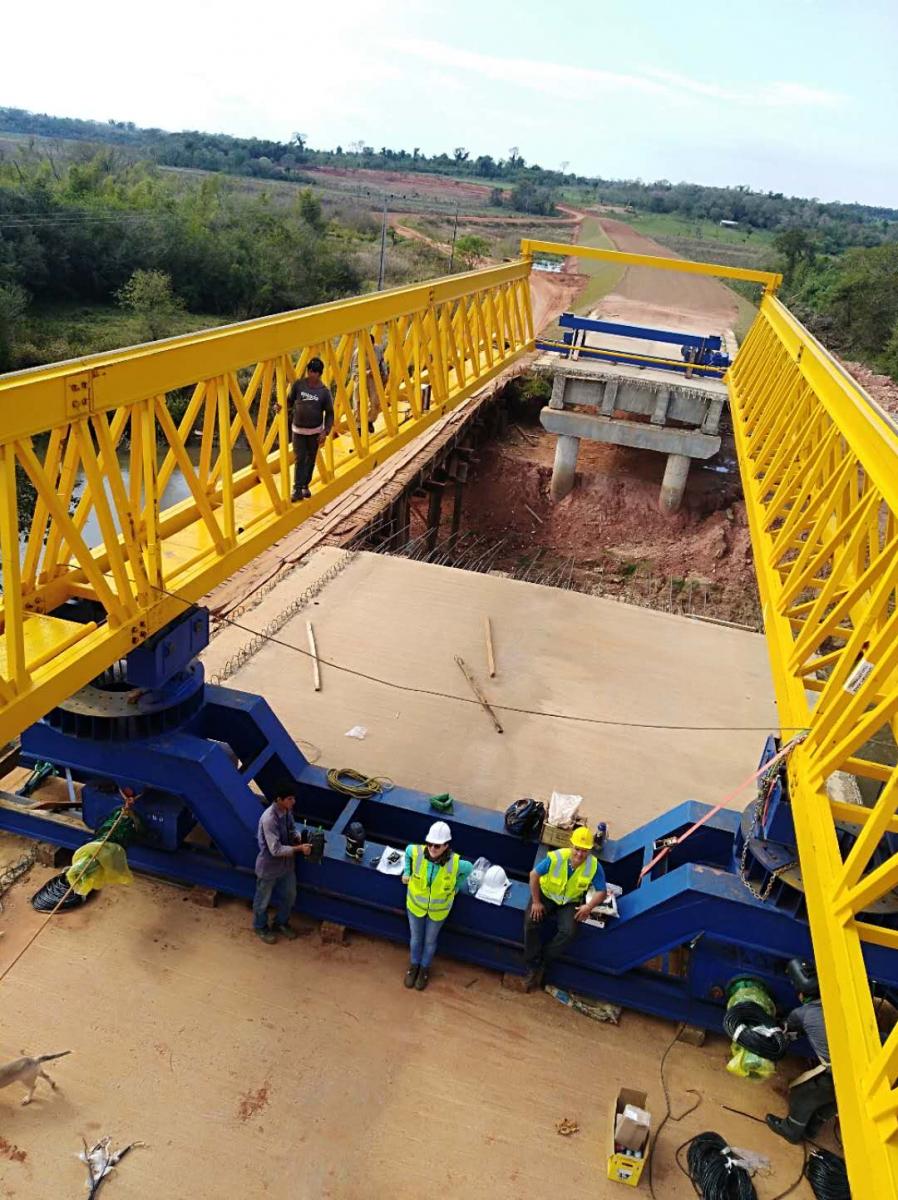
[685, 1132, 757, 1200]
[805, 1149, 850, 1199]
[722, 1001, 789, 1061]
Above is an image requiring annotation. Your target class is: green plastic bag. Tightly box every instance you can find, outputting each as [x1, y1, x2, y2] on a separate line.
[66, 841, 133, 896]
[725, 979, 777, 1080]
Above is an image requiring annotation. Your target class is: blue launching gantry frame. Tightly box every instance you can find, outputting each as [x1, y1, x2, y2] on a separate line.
[2, 609, 898, 1032]
[536, 313, 731, 378]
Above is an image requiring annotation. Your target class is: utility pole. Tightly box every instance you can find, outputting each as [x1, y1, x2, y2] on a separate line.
[448, 203, 460, 273]
[377, 195, 388, 290]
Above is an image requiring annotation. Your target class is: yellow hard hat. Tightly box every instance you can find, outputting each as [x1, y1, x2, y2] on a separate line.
[570, 827, 594, 850]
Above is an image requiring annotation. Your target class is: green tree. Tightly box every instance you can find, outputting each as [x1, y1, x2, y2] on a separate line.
[822, 244, 898, 360]
[115, 269, 185, 340]
[774, 228, 816, 284]
[0, 282, 29, 371]
[298, 188, 325, 232]
[488, 187, 505, 208]
[453, 234, 490, 270]
[882, 319, 898, 383]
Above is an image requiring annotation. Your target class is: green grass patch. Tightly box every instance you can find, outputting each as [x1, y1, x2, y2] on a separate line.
[626, 210, 775, 249]
[572, 217, 625, 315]
[16, 302, 229, 368]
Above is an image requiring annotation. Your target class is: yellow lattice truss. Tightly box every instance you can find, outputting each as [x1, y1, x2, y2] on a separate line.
[0, 261, 532, 738]
[729, 296, 898, 1195]
[2, 242, 898, 1196]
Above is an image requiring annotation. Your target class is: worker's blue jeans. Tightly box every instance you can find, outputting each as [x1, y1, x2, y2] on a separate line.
[407, 912, 444, 968]
[252, 871, 297, 930]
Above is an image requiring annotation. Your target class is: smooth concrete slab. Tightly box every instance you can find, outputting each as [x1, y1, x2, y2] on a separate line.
[0, 550, 802, 1200]
[541, 408, 721, 459]
[205, 547, 775, 826]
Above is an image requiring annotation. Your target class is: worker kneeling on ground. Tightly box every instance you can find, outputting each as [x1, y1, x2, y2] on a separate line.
[766, 970, 835, 1144]
[523, 827, 607, 990]
[402, 821, 473, 991]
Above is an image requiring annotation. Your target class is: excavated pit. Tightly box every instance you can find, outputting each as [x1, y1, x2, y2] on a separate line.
[386, 394, 762, 630]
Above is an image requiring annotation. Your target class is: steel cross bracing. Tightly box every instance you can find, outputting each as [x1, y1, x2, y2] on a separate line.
[0, 261, 532, 743]
[728, 297, 898, 1197]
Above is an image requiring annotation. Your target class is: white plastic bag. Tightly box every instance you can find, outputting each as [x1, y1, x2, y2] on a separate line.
[467, 856, 491, 894]
[548, 791, 582, 826]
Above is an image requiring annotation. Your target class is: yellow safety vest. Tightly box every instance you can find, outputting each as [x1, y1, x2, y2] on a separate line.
[406, 846, 460, 922]
[539, 848, 597, 905]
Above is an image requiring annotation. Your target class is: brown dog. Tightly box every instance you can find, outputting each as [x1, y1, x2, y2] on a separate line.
[0, 1052, 70, 1105]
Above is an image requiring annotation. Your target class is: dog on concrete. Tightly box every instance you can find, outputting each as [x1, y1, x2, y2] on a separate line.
[0, 1052, 71, 1105]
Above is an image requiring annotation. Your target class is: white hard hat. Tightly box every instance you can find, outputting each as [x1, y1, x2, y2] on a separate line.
[426, 821, 452, 845]
[477, 864, 510, 905]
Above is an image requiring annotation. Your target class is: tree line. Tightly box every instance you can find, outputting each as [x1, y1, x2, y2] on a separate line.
[4, 106, 897, 243]
[0, 152, 360, 370]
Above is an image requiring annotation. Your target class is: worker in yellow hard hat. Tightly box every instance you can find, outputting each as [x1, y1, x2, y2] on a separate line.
[523, 826, 607, 990]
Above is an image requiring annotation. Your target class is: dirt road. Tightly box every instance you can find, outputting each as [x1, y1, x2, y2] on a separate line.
[595, 216, 739, 332]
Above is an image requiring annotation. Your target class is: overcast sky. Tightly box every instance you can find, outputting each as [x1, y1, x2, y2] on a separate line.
[4, 0, 897, 206]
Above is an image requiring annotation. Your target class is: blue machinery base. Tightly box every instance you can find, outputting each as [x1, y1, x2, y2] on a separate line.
[4, 645, 898, 1033]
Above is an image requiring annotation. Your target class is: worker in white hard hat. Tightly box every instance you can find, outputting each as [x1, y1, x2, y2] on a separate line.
[401, 820, 473, 991]
[523, 825, 607, 990]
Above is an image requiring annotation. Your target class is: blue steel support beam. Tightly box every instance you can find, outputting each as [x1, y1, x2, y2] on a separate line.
[558, 313, 723, 351]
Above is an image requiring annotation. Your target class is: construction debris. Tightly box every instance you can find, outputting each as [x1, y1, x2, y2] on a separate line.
[545, 985, 622, 1024]
[555, 1117, 580, 1137]
[454, 655, 503, 734]
[483, 615, 496, 678]
[78, 1136, 144, 1198]
[306, 621, 322, 692]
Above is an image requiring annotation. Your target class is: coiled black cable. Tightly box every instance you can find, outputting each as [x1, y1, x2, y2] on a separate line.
[805, 1149, 850, 1199]
[682, 1132, 757, 1200]
[722, 1001, 789, 1061]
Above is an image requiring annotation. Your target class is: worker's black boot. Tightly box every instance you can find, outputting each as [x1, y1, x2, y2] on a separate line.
[765, 1114, 805, 1144]
[404, 966, 419, 988]
[415, 968, 429, 990]
[523, 967, 544, 992]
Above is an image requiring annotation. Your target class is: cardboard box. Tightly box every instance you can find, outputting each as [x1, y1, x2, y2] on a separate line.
[607, 1088, 652, 1187]
[541, 820, 589, 849]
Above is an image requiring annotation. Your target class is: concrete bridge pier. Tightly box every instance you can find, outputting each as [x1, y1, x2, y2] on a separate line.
[660, 453, 691, 515]
[551, 434, 580, 500]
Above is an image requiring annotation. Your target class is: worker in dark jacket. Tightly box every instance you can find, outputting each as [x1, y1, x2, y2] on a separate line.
[766, 994, 835, 1143]
[252, 787, 312, 943]
[287, 356, 334, 501]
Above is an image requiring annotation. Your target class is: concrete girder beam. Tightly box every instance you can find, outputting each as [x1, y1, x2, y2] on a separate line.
[540, 408, 721, 460]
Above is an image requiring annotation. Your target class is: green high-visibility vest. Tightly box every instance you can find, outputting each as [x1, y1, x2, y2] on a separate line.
[406, 845, 460, 922]
[538, 848, 597, 905]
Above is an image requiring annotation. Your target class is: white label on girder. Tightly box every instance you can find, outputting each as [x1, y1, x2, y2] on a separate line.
[844, 657, 875, 695]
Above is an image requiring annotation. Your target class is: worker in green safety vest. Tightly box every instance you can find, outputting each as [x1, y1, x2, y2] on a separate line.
[523, 826, 607, 990]
[402, 820, 473, 992]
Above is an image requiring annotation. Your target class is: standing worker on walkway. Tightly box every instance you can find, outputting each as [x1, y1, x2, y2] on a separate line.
[523, 827, 607, 989]
[252, 787, 312, 943]
[766, 978, 835, 1144]
[350, 333, 388, 434]
[402, 821, 473, 991]
[287, 356, 334, 501]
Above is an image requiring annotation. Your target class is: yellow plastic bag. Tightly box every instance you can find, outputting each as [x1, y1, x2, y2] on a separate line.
[727, 1044, 776, 1080]
[66, 841, 133, 896]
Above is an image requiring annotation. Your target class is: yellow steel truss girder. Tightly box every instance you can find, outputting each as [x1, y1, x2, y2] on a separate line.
[728, 295, 898, 1198]
[0, 261, 533, 742]
[0, 260, 531, 443]
[520, 239, 783, 294]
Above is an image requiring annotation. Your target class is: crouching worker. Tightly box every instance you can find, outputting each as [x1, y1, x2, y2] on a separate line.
[523, 826, 607, 990]
[402, 821, 473, 991]
[766, 982, 835, 1144]
[252, 787, 312, 944]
